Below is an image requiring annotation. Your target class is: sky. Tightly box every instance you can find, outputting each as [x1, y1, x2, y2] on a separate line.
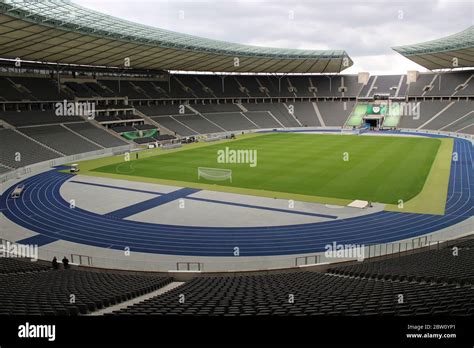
[73, 0, 474, 74]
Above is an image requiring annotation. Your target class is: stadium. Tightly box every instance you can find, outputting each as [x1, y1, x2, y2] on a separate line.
[0, 0, 473, 343]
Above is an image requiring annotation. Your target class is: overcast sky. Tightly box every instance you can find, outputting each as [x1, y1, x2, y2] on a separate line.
[73, 0, 473, 74]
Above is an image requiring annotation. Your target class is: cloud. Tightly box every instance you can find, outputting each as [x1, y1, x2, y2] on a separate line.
[73, 0, 474, 73]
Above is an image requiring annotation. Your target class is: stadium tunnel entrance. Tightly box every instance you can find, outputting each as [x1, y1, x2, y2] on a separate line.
[364, 117, 383, 129]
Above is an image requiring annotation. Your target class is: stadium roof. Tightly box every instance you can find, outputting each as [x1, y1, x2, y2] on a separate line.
[0, 0, 353, 73]
[392, 26, 474, 70]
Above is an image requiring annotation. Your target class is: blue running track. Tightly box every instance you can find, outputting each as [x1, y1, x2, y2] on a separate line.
[0, 135, 472, 256]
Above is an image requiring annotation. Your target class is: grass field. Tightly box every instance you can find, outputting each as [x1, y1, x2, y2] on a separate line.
[90, 133, 444, 205]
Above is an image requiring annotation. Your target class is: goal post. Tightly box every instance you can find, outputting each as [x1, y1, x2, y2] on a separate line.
[197, 167, 232, 183]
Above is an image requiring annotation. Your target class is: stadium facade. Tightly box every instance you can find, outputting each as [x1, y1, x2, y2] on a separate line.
[0, 0, 472, 322]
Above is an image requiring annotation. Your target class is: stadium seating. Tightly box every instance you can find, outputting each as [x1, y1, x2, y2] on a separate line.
[99, 80, 149, 99]
[201, 112, 257, 131]
[8, 76, 70, 101]
[407, 73, 439, 96]
[178, 114, 225, 133]
[0, 110, 83, 127]
[328, 248, 474, 285]
[131, 81, 169, 98]
[425, 72, 473, 97]
[243, 103, 300, 127]
[193, 75, 226, 98]
[83, 82, 116, 98]
[0, 265, 172, 315]
[113, 270, 474, 316]
[0, 237, 472, 317]
[0, 72, 472, 168]
[397, 101, 451, 129]
[111, 238, 474, 316]
[0, 129, 60, 168]
[291, 101, 321, 127]
[64, 82, 99, 98]
[133, 137, 156, 144]
[111, 125, 136, 133]
[154, 134, 176, 141]
[19, 125, 101, 155]
[151, 116, 197, 136]
[317, 101, 356, 127]
[137, 104, 193, 116]
[193, 103, 241, 113]
[64, 122, 127, 148]
[0, 73, 471, 101]
[363, 75, 402, 97]
[243, 111, 282, 128]
[341, 75, 365, 97]
[0, 258, 50, 274]
[0, 0, 473, 325]
[0, 77, 34, 101]
[134, 124, 157, 131]
[420, 100, 473, 132]
[456, 77, 474, 96]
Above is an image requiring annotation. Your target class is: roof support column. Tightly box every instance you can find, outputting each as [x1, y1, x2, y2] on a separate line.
[220, 74, 226, 94]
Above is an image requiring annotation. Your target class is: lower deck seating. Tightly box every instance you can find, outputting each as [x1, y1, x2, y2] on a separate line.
[0, 258, 50, 274]
[134, 137, 155, 144]
[243, 111, 281, 128]
[151, 116, 197, 136]
[154, 134, 176, 141]
[243, 103, 299, 127]
[397, 101, 451, 129]
[0, 129, 60, 168]
[421, 100, 473, 133]
[317, 101, 356, 127]
[292, 101, 321, 127]
[137, 101, 473, 137]
[19, 125, 101, 155]
[113, 271, 474, 316]
[201, 112, 257, 131]
[113, 236, 474, 316]
[111, 126, 135, 133]
[0, 267, 172, 315]
[328, 246, 474, 285]
[64, 122, 127, 148]
[134, 124, 157, 130]
[172, 114, 223, 134]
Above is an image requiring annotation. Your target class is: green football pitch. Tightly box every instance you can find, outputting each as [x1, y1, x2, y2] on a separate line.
[90, 133, 443, 205]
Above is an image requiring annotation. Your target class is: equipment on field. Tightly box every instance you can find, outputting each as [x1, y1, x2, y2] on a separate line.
[11, 184, 25, 199]
[347, 200, 369, 209]
[198, 167, 232, 183]
[70, 164, 80, 173]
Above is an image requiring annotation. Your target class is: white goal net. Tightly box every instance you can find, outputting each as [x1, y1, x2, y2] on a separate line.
[198, 167, 232, 183]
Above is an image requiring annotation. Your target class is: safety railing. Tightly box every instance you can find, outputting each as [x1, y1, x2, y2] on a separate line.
[71, 254, 93, 266]
[176, 262, 203, 271]
[0, 144, 133, 184]
[295, 255, 321, 267]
